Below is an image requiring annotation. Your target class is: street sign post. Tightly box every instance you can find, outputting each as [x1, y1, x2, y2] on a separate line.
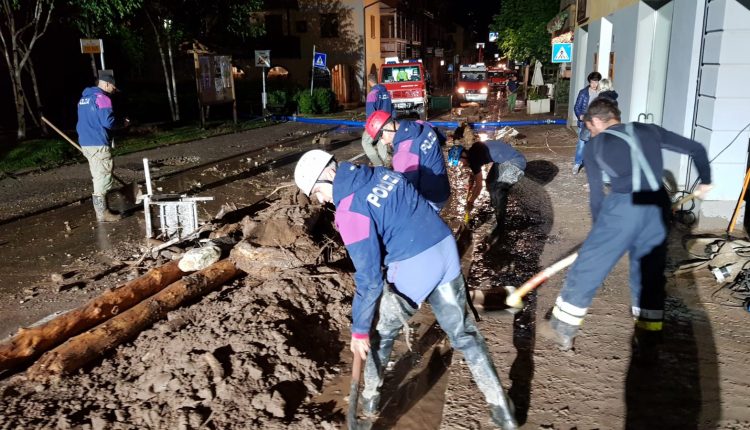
[551, 43, 573, 63]
[310, 47, 327, 95]
[255, 50, 271, 112]
[80, 38, 105, 71]
[313, 52, 327, 69]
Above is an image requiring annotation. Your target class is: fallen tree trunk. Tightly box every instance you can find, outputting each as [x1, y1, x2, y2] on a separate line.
[27, 259, 241, 380]
[0, 260, 185, 372]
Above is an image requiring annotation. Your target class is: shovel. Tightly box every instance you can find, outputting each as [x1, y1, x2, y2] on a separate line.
[503, 193, 702, 313]
[347, 354, 370, 430]
[41, 116, 140, 206]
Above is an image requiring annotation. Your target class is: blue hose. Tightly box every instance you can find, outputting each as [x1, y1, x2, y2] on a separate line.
[276, 115, 568, 129]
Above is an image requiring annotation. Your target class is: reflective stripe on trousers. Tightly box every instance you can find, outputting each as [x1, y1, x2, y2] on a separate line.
[555, 190, 670, 328]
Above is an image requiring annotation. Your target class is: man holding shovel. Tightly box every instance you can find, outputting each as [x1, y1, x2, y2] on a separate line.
[293, 150, 517, 429]
[76, 74, 129, 222]
[447, 124, 526, 238]
[541, 98, 712, 358]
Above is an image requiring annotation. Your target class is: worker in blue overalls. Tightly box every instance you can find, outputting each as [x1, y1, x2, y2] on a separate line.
[541, 98, 713, 360]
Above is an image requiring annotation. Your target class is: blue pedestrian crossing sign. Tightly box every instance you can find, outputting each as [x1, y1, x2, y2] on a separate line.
[313, 52, 327, 69]
[552, 43, 573, 63]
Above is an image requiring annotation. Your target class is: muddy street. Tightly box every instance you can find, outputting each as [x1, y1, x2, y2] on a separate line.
[1, 110, 749, 429]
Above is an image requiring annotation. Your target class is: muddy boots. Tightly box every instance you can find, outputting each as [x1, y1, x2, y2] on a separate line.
[92, 194, 121, 223]
[539, 315, 579, 351]
[490, 396, 517, 429]
[632, 326, 662, 364]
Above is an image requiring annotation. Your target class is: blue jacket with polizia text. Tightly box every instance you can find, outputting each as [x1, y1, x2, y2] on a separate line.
[332, 162, 452, 336]
[365, 84, 394, 118]
[391, 120, 451, 206]
[76, 86, 115, 147]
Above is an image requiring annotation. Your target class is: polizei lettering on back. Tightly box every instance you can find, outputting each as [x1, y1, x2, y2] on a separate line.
[367, 173, 400, 208]
[419, 131, 437, 153]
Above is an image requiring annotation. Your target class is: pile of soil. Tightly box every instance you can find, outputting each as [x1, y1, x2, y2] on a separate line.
[0, 192, 355, 429]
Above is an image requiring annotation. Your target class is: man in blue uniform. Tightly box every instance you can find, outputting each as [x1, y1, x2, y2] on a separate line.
[362, 74, 394, 166]
[365, 111, 450, 211]
[542, 98, 713, 358]
[448, 125, 526, 236]
[293, 150, 517, 429]
[76, 75, 128, 222]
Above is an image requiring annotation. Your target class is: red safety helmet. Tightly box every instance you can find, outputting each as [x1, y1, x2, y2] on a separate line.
[365, 111, 392, 139]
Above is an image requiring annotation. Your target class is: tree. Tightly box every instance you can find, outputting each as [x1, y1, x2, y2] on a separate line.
[491, 0, 558, 63]
[0, 0, 54, 140]
[145, 5, 181, 121]
[67, 0, 143, 77]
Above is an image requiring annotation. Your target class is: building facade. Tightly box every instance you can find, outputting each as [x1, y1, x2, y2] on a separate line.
[567, 0, 750, 228]
[255, 0, 462, 106]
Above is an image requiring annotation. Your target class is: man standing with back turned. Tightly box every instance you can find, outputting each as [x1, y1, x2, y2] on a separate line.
[542, 98, 712, 360]
[77, 75, 128, 222]
[362, 74, 393, 167]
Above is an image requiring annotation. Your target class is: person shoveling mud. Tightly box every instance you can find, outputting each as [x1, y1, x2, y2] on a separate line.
[540, 98, 713, 356]
[293, 150, 517, 429]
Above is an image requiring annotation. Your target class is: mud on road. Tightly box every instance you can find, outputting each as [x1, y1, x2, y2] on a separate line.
[1, 111, 750, 429]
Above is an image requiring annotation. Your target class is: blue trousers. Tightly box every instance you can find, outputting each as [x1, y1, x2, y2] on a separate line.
[574, 127, 590, 166]
[553, 191, 670, 328]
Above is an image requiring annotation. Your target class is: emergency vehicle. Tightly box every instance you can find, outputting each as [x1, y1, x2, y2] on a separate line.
[380, 60, 428, 120]
[487, 66, 510, 93]
[455, 63, 489, 104]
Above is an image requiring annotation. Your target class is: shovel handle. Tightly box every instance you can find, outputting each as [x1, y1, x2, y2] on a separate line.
[506, 252, 578, 306]
[42, 116, 83, 153]
[347, 354, 363, 429]
[42, 116, 127, 187]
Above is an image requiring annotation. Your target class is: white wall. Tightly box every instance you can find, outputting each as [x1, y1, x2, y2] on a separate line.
[694, 0, 750, 224]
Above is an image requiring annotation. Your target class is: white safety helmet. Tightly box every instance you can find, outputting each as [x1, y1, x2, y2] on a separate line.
[294, 149, 334, 196]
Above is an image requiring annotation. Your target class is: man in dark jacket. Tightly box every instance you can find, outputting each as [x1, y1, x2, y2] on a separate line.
[506, 74, 519, 112]
[365, 111, 450, 211]
[362, 74, 393, 166]
[293, 150, 517, 428]
[572, 71, 601, 174]
[76, 75, 128, 222]
[448, 125, 526, 236]
[542, 98, 713, 359]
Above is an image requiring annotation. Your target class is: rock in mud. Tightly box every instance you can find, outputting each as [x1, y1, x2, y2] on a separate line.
[178, 245, 221, 272]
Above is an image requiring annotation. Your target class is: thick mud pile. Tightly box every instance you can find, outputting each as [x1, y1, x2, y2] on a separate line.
[0, 193, 354, 429]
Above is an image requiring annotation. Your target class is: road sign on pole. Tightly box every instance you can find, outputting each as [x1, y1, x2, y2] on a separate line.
[313, 52, 327, 69]
[255, 50, 271, 68]
[80, 38, 105, 70]
[551, 43, 573, 63]
[255, 50, 270, 112]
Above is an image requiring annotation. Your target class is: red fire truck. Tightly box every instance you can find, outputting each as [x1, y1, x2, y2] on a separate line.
[488, 66, 510, 93]
[455, 63, 489, 105]
[380, 61, 428, 120]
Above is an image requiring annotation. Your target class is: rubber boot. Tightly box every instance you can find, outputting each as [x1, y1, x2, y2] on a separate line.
[539, 315, 579, 351]
[632, 326, 662, 364]
[361, 393, 380, 417]
[92, 195, 121, 223]
[489, 393, 517, 429]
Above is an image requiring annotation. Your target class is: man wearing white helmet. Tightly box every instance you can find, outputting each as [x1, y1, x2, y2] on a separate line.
[293, 150, 517, 428]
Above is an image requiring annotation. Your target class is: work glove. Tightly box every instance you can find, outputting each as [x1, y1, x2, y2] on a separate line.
[350, 335, 370, 361]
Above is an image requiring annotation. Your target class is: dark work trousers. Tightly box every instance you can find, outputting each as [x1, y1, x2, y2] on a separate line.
[553, 189, 671, 331]
[486, 162, 523, 236]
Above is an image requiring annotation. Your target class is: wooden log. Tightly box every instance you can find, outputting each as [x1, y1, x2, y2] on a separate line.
[0, 260, 185, 372]
[27, 259, 241, 380]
